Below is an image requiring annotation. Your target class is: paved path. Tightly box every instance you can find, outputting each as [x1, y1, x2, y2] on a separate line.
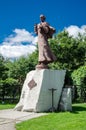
[0, 109, 46, 130]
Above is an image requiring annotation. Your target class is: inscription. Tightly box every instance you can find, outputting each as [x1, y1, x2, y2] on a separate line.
[28, 79, 37, 90]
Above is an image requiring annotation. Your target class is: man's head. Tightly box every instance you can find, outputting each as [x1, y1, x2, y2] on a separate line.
[40, 14, 46, 22]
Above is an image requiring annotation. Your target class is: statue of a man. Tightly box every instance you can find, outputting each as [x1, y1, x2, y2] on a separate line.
[34, 14, 56, 69]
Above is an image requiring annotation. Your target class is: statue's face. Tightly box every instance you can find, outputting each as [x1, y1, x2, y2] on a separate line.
[40, 17, 45, 22]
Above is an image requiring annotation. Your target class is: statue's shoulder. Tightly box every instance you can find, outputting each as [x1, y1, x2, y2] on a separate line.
[45, 22, 49, 25]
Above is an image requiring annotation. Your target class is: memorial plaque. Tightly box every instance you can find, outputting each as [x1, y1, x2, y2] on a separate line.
[28, 79, 37, 90]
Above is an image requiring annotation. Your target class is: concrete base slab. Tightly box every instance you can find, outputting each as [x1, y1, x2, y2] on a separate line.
[0, 109, 47, 130]
[0, 120, 16, 130]
[0, 109, 46, 123]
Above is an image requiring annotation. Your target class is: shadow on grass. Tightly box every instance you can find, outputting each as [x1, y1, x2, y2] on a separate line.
[71, 105, 86, 114]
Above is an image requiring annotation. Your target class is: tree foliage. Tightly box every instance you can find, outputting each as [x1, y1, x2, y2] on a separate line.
[6, 51, 38, 85]
[49, 31, 86, 70]
[71, 66, 86, 101]
[49, 31, 86, 87]
[0, 55, 20, 102]
[0, 55, 8, 80]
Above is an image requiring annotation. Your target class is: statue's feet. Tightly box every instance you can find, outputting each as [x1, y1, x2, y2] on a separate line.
[36, 63, 49, 69]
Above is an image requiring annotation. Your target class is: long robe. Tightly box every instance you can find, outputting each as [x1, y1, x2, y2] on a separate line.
[36, 22, 56, 64]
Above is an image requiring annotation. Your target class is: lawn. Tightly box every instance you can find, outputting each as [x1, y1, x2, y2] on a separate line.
[0, 103, 16, 110]
[16, 103, 86, 130]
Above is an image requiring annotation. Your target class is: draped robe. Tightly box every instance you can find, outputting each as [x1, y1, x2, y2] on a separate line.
[35, 22, 56, 64]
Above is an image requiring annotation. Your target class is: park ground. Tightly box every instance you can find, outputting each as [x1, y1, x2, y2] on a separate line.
[16, 103, 86, 130]
[0, 103, 86, 130]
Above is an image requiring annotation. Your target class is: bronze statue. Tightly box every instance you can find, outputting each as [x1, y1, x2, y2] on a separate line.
[34, 14, 56, 69]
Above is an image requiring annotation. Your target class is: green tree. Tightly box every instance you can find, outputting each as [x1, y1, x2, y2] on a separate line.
[71, 65, 86, 102]
[0, 55, 9, 102]
[0, 55, 21, 102]
[0, 55, 8, 80]
[6, 51, 38, 87]
[49, 31, 85, 69]
[49, 31, 86, 85]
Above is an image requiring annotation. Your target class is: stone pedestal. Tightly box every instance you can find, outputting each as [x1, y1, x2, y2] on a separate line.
[59, 88, 72, 111]
[14, 69, 66, 112]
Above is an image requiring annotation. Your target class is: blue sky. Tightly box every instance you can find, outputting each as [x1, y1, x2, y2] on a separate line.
[0, 0, 86, 58]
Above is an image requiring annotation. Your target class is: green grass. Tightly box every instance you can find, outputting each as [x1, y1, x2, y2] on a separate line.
[0, 103, 16, 110]
[16, 103, 86, 130]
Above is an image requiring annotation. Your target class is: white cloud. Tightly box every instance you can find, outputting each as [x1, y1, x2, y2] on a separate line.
[0, 44, 36, 58]
[4, 29, 36, 45]
[0, 29, 37, 58]
[65, 25, 86, 38]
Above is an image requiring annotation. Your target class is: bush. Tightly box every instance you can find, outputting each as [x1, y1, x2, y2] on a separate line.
[71, 65, 86, 102]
